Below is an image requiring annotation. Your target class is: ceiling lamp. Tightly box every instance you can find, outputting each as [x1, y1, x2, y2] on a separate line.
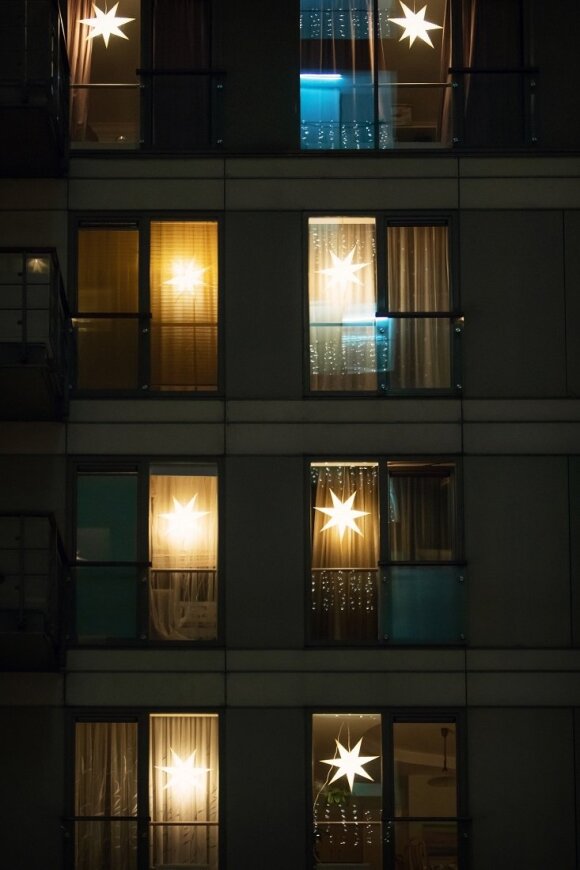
[156, 749, 210, 796]
[80, 2, 135, 48]
[388, 2, 442, 48]
[319, 247, 369, 291]
[428, 727, 455, 787]
[160, 496, 208, 547]
[164, 260, 208, 296]
[315, 489, 369, 539]
[321, 738, 379, 791]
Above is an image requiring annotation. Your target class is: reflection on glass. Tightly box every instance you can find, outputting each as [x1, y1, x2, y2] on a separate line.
[313, 713, 382, 869]
[149, 714, 219, 870]
[388, 464, 455, 562]
[393, 721, 458, 870]
[311, 462, 379, 642]
[149, 467, 218, 640]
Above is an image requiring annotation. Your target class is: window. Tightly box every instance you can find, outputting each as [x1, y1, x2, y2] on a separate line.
[73, 713, 219, 869]
[310, 460, 464, 643]
[68, 0, 222, 150]
[74, 218, 219, 392]
[308, 217, 460, 393]
[312, 713, 463, 869]
[74, 462, 219, 642]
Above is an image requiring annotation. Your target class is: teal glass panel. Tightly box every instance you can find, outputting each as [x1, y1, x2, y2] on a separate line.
[76, 474, 138, 562]
[75, 567, 138, 640]
[383, 565, 464, 644]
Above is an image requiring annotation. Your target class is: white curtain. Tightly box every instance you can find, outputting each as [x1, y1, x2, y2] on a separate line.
[75, 722, 138, 870]
[149, 471, 218, 640]
[150, 715, 219, 869]
[309, 217, 377, 390]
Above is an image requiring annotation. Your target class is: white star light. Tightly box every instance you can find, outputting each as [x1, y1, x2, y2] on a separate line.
[321, 738, 379, 791]
[388, 2, 442, 48]
[80, 3, 135, 48]
[164, 260, 208, 296]
[315, 489, 370, 540]
[319, 247, 369, 291]
[160, 496, 208, 547]
[156, 748, 210, 796]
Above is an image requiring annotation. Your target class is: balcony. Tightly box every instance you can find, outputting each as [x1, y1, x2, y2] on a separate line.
[0, 513, 67, 670]
[0, 0, 68, 176]
[0, 249, 70, 420]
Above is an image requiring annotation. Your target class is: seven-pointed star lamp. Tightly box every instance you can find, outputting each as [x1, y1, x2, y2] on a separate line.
[80, 2, 135, 48]
[160, 495, 209, 547]
[315, 489, 370, 540]
[318, 246, 370, 292]
[321, 738, 379, 791]
[388, 1, 442, 48]
[156, 748, 210, 796]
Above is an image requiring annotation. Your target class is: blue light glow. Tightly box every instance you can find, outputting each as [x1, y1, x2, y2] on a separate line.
[300, 73, 343, 82]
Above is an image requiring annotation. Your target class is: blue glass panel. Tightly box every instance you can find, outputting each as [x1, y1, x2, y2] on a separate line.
[77, 475, 138, 561]
[76, 567, 138, 640]
[383, 565, 464, 643]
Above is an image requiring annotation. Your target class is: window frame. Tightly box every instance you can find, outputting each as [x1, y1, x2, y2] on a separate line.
[306, 455, 466, 647]
[70, 212, 223, 397]
[308, 707, 469, 870]
[68, 456, 223, 647]
[66, 707, 223, 870]
[303, 211, 462, 397]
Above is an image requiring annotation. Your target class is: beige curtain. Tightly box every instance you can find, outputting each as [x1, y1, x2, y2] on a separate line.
[150, 221, 219, 391]
[387, 225, 450, 389]
[68, 0, 94, 138]
[75, 721, 138, 870]
[150, 714, 219, 869]
[309, 217, 377, 391]
[311, 464, 379, 642]
[149, 471, 218, 641]
[388, 468, 454, 561]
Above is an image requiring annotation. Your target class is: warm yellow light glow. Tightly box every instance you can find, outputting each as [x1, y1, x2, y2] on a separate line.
[321, 738, 379, 791]
[388, 1, 442, 48]
[80, 2, 135, 48]
[156, 748, 210, 796]
[315, 489, 369, 539]
[164, 260, 208, 296]
[160, 496, 208, 547]
[318, 247, 370, 291]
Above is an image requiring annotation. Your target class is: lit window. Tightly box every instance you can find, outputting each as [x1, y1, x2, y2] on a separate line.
[75, 219, 219, 393]
[310, 460, 464, 643]
[74, 463, 219, 642]
[308, 217, 458, 393]
[312, 714, 462, 870]
[68, 0, 218, 150]
[74, 714, 219, 869]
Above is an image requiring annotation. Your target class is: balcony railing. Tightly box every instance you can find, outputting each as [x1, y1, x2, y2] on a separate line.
[0, 512, 67, 666]
[0, 248, 71, 418]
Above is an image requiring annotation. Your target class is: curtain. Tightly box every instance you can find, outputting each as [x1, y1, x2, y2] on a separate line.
[75, 722, 138, 870]
[309, 217, 377, 390]
[68, 0, 94, 139]
[387, 225, 450, 389]
[150, 714, 219, 869]
[150, 221, 218, 391]
[149, 470, 218, 640]
[311, 464, 379, 641]
[388, 470, 454, 561]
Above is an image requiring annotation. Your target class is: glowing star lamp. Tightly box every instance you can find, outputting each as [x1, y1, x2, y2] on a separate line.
[156, 749, 210, 797]
[315, 489, 369, 539]
[164, 261, 208, 296]
[318, 247, 369, 292]
[321, 738, 379, 791]
[80, 2, 135, 48]
[160, 495, 208, 547]
[388, 1, 442, 48]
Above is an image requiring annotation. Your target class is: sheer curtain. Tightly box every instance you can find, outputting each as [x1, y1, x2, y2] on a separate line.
[311, 463, 379, 640]
[309, 217, 377, 390]
[150, 714, 219, 869]
[388, 469, 454, 561]
[75, 722, 138, 870]
[387, 225, 450, 389]
[149, 469, 218, 640]
[67, 0, 94, 139]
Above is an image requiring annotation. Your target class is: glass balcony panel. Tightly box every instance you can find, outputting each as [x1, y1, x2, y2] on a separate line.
[390, 819, 459, 870]
[70, 86, 140, 148]
[460, 72, 529, 147]
[151, 74, 211, 150]
[75, 317, 139, 390]
[310, 323, 377, 391]
[75, 566, 138, 641]
[382, 565, 464, 644]
[149, 824, 218, 870]
[379, 82, 451, 149]
[314, 821, 383, 869]
[149, 569, 217, 641]
[74, 820, 137, 870]
[150, 324, 218, 391]
[383, 317, 451, 390]
[311, 569, 378, 642]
